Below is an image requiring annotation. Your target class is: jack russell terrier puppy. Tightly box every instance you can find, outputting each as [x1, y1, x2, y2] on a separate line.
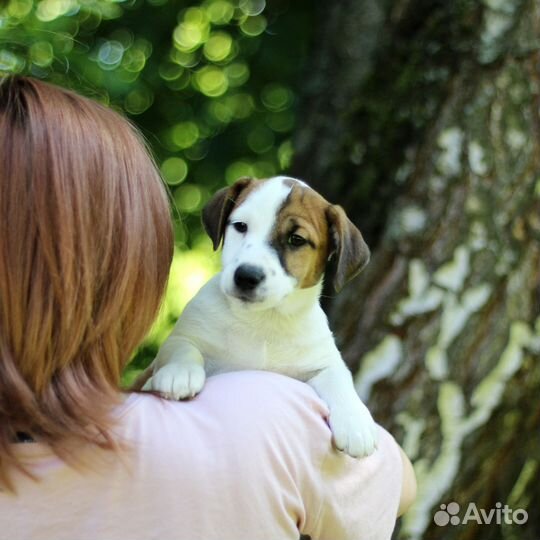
[137, 176, 377, 457]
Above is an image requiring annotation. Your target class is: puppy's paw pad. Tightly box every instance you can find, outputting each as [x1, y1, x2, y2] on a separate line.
[148, 364, 206, 400]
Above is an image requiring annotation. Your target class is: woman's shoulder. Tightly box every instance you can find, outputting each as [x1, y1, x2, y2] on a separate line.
[120, 371, 400, 475]
[117, 371, 335, 493]
[120, 371, 331, 445]
[118, 371, 404, 539]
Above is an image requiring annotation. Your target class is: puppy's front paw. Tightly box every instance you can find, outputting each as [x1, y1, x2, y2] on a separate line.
[329, 401, 378, 458]
[142, 363, 206, 400]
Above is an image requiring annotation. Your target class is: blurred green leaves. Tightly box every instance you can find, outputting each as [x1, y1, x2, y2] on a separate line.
[0, 0, 312, 242]
[1, 0, 314, 371]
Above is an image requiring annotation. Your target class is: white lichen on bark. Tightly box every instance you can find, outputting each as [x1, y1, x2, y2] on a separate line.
[390, 259, 443, 324]
[354, 335, 403, 400]
[426, 284, 492, 380]
[478, 0, 522, 63]
[436, 127, 464, 176]
[396, 412, 426, 461]
[433, 246, 470, 292]
[467, 140, 488, 175]
[402, 320, 536, 539]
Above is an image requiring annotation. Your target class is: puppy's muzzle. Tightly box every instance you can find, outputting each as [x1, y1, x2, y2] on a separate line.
[234, 264, 266, 293]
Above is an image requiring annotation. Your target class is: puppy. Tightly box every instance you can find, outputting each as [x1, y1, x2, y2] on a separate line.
[138, 176, 377, 457]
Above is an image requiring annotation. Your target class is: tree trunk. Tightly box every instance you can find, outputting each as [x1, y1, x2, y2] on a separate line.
[292, 1, 540, 539]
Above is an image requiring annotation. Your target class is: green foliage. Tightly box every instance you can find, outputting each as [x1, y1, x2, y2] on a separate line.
[1, 0, 312, 241]
[0, 0, 314, 375]
[123, 242, 221, 385]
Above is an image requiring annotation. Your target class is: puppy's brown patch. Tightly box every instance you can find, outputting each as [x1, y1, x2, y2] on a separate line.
[271, 183, 331, 288]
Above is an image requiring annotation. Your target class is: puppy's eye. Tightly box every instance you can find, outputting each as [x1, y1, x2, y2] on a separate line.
[288, 234, 307, 247]
[232, 221, 248, 233]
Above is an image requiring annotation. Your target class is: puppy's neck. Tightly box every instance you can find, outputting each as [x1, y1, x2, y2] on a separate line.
[275, 280, 323, 317]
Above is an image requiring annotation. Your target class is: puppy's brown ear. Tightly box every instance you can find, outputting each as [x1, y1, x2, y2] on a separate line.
[202, 177, 254, 250]
[326, 205, 370, 292]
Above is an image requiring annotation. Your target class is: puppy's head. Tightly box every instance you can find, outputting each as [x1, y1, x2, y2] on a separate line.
[202, 176, 369, 310]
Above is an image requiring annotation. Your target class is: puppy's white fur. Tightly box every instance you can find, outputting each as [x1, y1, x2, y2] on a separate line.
[220, 176, 296, 310]
[144, 177, 377, 457]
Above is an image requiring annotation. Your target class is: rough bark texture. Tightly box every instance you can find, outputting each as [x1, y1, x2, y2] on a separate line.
[293, 1, 540, 539]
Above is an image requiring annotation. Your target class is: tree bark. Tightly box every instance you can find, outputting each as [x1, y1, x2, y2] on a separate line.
[293, 1, 540, 539]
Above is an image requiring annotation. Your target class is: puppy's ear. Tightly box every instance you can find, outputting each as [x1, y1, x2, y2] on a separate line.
[326, 205, 370, 292]
[202, 177, 254, 250]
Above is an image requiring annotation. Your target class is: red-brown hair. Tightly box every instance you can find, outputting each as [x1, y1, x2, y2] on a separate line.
[0, 76, 173, 491]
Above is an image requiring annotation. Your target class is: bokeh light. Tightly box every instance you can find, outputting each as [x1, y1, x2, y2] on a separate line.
[205, 0, 235, 25]
[239, 15, 267, 36]
[194, 65, 228, 97]
[203, 31, 233, 62]
[161, 157, 189, 185]
[174, 184, 203, 212]
[29, 41, 54, 67]
[171, 121, 200, 149]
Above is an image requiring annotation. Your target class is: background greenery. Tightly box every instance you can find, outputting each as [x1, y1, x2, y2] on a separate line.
[3, 2, 540, 538]
[0, 0, 314, 382]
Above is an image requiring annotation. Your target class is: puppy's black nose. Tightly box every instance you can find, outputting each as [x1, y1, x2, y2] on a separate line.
[234, 264, 266, 291]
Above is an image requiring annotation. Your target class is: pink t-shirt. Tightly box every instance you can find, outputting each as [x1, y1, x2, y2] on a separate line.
[1, 372, 402, 540]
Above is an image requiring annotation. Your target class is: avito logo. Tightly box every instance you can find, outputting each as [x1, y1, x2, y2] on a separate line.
[434, 502, 528, 526]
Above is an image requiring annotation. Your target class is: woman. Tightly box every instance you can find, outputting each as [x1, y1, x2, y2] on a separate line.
[0, 76, 416, 540]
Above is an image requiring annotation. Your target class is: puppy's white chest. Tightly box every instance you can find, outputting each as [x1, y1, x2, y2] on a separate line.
[201, 301, 336, 381]
[205, 318, 306, 375]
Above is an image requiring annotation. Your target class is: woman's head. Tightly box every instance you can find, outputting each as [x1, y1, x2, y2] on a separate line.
[0, 76, 173, 489]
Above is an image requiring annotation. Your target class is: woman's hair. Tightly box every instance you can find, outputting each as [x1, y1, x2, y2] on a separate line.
[0, 76, 173, 491]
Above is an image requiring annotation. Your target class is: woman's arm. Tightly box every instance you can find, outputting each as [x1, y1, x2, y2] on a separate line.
[397, 446, 417, 517]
